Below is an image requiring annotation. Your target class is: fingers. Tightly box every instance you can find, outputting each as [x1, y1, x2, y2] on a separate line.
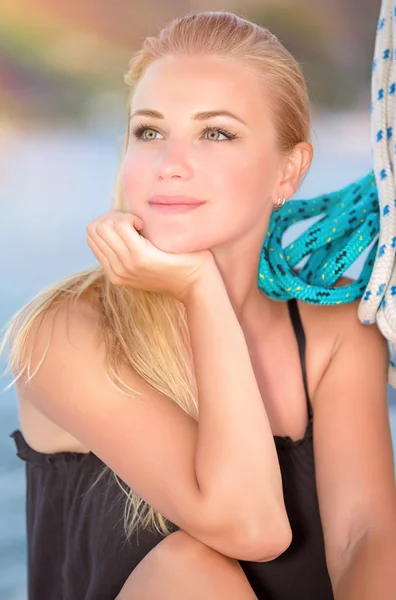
[86, 234, 129, 285]
[96, 220, 130, 258]
[87, 221, 129, 280]
[86, 211, 144, 284]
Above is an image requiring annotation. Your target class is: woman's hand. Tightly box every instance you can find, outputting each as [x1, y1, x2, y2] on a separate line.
[86, 210, 216, 303]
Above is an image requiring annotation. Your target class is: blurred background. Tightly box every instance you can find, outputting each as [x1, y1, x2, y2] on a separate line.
[1, 0, 395, 598]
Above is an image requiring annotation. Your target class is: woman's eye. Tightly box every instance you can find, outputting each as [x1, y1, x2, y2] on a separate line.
[203, 129, 227, 142]
[132, 125, 237, 142]
[201, 126, 237, 142]
[133, 126, 161, 141]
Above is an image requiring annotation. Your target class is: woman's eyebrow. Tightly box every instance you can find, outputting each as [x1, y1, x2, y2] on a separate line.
[129, 109, 247, 126]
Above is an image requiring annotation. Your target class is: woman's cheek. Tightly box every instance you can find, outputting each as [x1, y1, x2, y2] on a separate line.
[122, 160, 147, 209]
[214, 154, 249, 186]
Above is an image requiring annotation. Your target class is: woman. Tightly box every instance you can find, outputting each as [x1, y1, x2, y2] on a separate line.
[3, 11, 396, 600]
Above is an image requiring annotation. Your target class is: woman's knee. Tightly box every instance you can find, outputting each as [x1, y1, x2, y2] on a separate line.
[154, 529, 226, 562]
[142, 529, 240, 576]
[116, 530, 257, 599]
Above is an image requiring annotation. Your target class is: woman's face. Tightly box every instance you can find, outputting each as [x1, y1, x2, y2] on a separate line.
[122, 55, 285, 254]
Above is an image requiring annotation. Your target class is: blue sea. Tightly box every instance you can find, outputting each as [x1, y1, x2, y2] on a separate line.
[1, 112, 395, 600]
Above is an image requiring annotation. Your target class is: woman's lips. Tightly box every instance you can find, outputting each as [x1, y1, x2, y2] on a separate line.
[148, 201, 206, 214]
[147, 194, 207, 213]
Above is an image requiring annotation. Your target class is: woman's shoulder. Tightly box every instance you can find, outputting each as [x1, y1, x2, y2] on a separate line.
[15, 290, 104, 456]
[297, 275, 370, 334]
[295, 275, 387, 401]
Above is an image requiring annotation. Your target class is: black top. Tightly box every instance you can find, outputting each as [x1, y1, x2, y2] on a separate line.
[11, 298, 334, 600]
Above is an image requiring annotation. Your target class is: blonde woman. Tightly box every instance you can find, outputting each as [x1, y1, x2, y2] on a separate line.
[3, 11, 396, 600]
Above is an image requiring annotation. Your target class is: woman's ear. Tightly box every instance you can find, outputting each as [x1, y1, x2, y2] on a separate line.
[278, 142, 313, 200]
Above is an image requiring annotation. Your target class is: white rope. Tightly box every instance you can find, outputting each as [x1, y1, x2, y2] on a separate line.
[357, 0, 396, 386]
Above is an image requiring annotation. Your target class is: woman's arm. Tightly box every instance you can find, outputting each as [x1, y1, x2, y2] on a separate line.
[16, 270, 289, 561]
[312, 300, 396, 597]
[185, 264, 290, 553]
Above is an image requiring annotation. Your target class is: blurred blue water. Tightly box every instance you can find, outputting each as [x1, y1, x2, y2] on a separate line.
[1, 112, 395, 600]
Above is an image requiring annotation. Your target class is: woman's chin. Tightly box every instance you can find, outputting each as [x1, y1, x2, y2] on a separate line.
[144, 230, 201, 254]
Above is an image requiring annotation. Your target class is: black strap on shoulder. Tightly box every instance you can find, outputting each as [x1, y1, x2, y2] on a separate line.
[287, 298, 313, 419]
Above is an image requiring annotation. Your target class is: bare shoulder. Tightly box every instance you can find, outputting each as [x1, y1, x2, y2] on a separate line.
[298, 275, 385, 342]
[294, 276, 388, 402]
[16, 293, 104, 454]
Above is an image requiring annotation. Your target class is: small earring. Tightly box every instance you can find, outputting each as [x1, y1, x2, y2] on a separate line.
[273, 196, 286, 211]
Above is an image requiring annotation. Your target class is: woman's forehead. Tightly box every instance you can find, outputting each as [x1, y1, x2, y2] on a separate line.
[131, 56, 273, 127]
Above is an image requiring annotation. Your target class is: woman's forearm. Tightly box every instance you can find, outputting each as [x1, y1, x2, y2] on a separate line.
[333, 528, 396, 600]
[185, 265, 290, 544]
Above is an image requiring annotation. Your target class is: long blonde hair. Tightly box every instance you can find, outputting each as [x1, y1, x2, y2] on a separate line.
[0, 11, 311, 538]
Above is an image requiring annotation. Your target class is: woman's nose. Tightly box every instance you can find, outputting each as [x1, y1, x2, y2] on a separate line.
[155, 143, 193, 180]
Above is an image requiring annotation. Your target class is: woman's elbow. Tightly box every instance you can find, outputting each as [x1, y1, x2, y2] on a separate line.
[233, 516, 292, 562]
[187, 498, 292, 563]
[201, 509, 292, 562]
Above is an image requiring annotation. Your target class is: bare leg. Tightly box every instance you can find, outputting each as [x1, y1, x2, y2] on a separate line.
[116, 530, 258, 600]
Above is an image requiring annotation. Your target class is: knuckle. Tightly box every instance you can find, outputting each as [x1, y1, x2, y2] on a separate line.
[117, 217, 130, 227]
[96, 221, 108, 232]
[114, 220, 128, 233]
